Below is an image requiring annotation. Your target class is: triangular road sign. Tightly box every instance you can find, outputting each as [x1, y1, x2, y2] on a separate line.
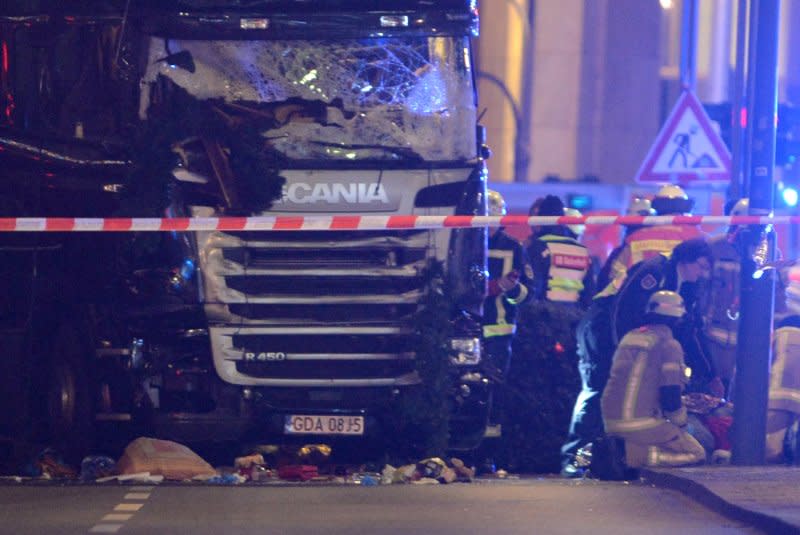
[635, 90, 732, 183]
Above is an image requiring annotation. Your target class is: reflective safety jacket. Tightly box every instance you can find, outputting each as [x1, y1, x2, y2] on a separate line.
[769, 317, 800, 415]
[483, 230, 533, 338]
[607, 224, 705, 292]
[602, 324, 688, 434]
[527, 233, 593, 306]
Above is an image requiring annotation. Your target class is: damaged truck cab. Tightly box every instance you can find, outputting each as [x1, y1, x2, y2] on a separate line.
[0, 0, 490, 457]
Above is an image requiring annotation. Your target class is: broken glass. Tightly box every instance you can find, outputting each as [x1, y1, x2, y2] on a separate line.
[141, 37, 477, 162]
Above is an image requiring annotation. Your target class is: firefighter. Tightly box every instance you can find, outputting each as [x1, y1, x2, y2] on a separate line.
[702, 198, 748, 396]
[766, 266, 800, 462]
[596, 197, 655, 291]
[601, 290, 706, 468]
[610, 238, 722, 397]
[483, 189, 533, 406]
[525, 195, 594, 307]
[604, 184, 705, 294]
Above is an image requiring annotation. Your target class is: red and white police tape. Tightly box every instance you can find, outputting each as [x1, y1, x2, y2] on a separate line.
[0, 214, 790, 232]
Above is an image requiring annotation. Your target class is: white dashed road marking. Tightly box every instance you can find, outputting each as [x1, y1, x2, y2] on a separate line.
[88, 483, 159, 533]
[113, 503, 144, 512]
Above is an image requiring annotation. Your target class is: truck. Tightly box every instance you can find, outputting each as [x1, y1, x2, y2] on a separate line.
[0, 0, 490, 461]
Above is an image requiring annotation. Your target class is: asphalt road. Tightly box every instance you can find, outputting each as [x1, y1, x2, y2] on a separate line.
[0, 477, 762, 534]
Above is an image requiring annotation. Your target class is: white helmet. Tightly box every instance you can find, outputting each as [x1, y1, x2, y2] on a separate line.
[646, 290, 687, 318]
[652, 184, 694, 215]
[563, 207, 585, 238]
[729, 198, 749, 217]
[627, 197, 655, 216]
[487, 190, 507, 217]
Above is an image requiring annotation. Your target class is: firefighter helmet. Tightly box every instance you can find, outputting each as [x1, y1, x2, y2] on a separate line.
[646, 290, 687, 318]
[627, 197, 655, 216]
[729, 197, 749, 217]
[487, 190, 507, 217]
[564, 207, 585, 238]
[652, 184, 694, 215]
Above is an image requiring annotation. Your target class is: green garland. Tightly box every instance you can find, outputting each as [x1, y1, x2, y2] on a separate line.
[496, 301, 583, 473]
[385, 261, 454, 463]
[120, 79, 285, 216]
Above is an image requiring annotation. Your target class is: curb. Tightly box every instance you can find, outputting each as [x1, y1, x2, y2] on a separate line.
[640, 469, 800, 535]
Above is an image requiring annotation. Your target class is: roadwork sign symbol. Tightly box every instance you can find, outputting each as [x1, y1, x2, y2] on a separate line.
[635, 90, 731, 183]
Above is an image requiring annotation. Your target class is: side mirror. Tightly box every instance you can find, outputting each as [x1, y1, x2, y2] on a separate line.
[156, 50, 196, 73]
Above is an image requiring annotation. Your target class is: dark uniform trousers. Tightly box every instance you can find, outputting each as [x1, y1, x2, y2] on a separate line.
[560, 295, 616, 467]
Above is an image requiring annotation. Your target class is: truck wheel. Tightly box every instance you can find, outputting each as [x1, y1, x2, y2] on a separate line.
[45, 325, 95, 464]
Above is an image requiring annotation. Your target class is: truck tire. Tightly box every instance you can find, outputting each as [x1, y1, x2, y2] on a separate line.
[45, 324, 95, 465]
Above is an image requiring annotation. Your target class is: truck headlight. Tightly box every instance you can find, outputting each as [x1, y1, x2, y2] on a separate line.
[449, 338, 481, 365]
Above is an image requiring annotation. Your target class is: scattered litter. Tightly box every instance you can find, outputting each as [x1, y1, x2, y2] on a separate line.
[380, 465, 396, 485]
[278, 465, 319, 481]
[449, 458, 475, 481]
[80, 456, 117, 482]
[417, 457, 447, 480]
[359, 474, 378, 486]
[116, 437, 216, 481]
[24, 449, 77, 479]
[234, 454, 265, 469]
[205, 473, 247, 485]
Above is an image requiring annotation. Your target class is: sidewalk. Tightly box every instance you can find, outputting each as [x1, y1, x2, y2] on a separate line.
[641, 466, 800, 534]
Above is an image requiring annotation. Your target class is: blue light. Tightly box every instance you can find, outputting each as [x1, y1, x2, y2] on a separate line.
[783, 187, 799, 207]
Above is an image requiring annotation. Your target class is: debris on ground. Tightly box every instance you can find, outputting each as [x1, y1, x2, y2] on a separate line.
[79, 456, 117, 482]
[204, 472, 248, 485]
[23, 448, 77, 479]
[377, 457, 474, 485]
[116, 437, 216, 481]
[277, 464, 319, 481]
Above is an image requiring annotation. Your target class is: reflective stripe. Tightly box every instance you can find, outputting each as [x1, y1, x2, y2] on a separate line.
[605, 416, 663, 433]
[489, 249, 515, 327]
[629, 239, 682, 263]
[483, 324, 516, 337]
[769, 388, 800, 404]
[507, 283, 528, 305]
[546, 289, 579, 302]
[650, 450, 701, 467]
[707, 325, 737, 345]
[623, 352, 648, 420]
[662, 362, 682, 373]
[541, 237, 588, 303]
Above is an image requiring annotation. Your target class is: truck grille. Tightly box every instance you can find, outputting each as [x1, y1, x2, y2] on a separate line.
[200, 229, 430, 388]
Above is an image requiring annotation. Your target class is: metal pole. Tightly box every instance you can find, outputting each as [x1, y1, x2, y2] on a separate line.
[729, 0, 749, 202]
[732, 0, 779, 466]
[680, 0, 699, 90]
[514, 0, 536, 182]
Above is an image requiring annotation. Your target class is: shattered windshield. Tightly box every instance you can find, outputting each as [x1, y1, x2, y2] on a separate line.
[141, 36, 477, 162]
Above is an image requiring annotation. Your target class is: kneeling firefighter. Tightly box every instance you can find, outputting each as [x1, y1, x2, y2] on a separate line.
[600, 291, 706, 470]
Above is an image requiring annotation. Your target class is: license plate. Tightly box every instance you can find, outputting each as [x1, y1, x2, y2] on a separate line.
[284, 414, 364, 435]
